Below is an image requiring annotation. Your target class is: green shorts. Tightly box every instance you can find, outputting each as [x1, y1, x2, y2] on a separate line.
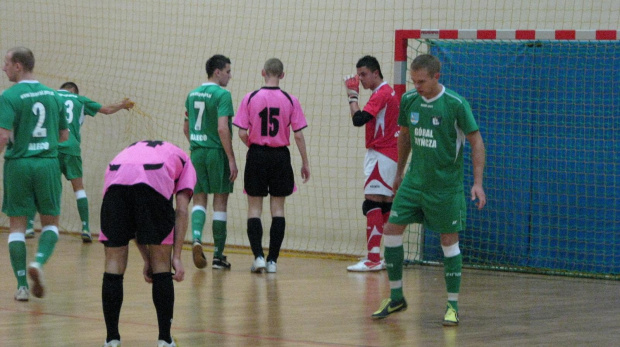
[190, 147, 233, 194]
[58, 152, 83, 180]
[388, 183, 466, 233]
[2, 158, 62, 216]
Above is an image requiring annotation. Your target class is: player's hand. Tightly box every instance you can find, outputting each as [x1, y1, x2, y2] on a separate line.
[301, 164, 310, 183]
[229, 160, 238, 182]
[343, 74, 359, 103]
[143, 261, 153, 283]
[471, 184, 486, 210]
[122, 98, 135, 110]
[172, 257, 185, 282]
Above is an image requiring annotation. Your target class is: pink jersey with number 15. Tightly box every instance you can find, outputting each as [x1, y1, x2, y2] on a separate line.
[233, 87, 307, 147]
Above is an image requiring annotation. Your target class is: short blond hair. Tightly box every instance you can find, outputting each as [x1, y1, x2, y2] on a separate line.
[264, 58, 284, 77]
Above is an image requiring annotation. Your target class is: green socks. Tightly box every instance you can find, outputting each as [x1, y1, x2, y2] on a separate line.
[76, 193, 90, 232]
[212, 216, 227, 258]
[8, 233, 28, 288]
[443, 245, 462, 312]
[191, 206, 206, 242]
[383, 235, 404, 301]
[35, 227, 59, 265]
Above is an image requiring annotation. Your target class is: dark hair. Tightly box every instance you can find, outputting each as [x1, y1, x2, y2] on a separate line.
[8, 47, 35, 72]
[205, 54, 231, 78]
[356, 55, 383, 79]
[411, 54, 441, 76]
[60, 82, 79, 94]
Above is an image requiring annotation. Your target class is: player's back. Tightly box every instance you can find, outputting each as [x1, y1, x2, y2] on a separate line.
[0, 81, 64, 159]
[185, 83, 233, 150]
[235, 87, 307, 147]
[104, 140, 196, 200]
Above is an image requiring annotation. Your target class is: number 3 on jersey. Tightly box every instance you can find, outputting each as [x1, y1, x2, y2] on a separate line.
[259, 107, 279, 137]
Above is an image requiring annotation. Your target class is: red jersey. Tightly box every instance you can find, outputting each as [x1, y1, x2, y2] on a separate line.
[362, 82, 399, 161]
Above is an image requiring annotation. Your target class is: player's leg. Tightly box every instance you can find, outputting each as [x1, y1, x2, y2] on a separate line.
[371, 221, 408, 318]
[212, 193, 231, 269]
[100, 185, 135, 345]
[441, 232, 461, 326]
[189, 148, 208, 267]
[27, 214, 60, 298]
[102, 245, 128, 344]
[244, 145, 269, 272]
[426, 190, 466, 326]
[28, 158, 62, 298]
[69, 177, 91, 242]
[149, 244, 177, 346]
[8, 217, 29, 301]
[265, 196, 286, 273]
[350, 150, 396, 271]
[247, 195, 266, 272]
[25, 213, 35, 238]
[190, 193, 208, 269]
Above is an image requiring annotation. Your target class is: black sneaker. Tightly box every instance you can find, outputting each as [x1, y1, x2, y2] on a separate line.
[371, 297, 408, 319]
[212, 255, 231, 269]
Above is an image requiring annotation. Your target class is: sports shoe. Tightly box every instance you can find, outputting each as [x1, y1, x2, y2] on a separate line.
[81, 230, 93, 243]
[102, 339, 121, 347]
[212, 255, 231, 269]
[443, 303, 459, 326]
[371, 297, 408, 319]
[25, 229, 35, 239]
[14, 286, 29, 301]
[157, 336, 177, 346]
[192, 241, 207, 269]
[28, 262, 45, 298]
[251, 256, 266, 273]
[347, 259, 386, 272]
[266, 260, 277, 273]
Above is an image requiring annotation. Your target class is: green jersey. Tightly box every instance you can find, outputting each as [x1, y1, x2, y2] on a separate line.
[398, 86, 479, 193]
[57, 90, 102, 156]
[185, 82, 234, 150]
[0, 81, 69, 159]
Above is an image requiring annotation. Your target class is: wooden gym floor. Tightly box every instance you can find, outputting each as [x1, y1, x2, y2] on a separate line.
[0, 232, 618, 347]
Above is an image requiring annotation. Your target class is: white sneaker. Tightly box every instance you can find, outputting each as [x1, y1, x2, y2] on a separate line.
[103, 339, 121, 347]
[347, 259, 386, 272]
[157, 337, 177, 347]
[251, 256, 266, 273]
[266, 260, 277, 273]
[28, 262, 45, 298]
[25, 229, 35, 239]
[14, 286, 29, 301]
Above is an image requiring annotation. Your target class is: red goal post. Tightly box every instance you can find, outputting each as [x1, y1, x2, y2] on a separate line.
[393, 29, 620, 99]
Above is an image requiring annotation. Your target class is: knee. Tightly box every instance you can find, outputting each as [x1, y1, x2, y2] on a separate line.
[362, 199, 382, 216]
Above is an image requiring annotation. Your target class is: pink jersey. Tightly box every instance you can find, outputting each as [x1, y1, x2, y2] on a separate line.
[103, 140, 196, 200]
[362, 82, 399, 161]
[233, 87, 307, 147]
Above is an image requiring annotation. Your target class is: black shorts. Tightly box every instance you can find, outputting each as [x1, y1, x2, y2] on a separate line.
[244, 145, 294, 197]
[100, 184, 175, 247]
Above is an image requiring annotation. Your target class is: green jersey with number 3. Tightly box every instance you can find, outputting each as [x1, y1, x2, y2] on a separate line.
[57, 90, 102, 156]
[185, 82, 234, 150]
[0, 81, 69, 159]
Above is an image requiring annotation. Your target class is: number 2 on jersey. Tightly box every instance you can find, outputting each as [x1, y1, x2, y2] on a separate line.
[32, 102, 48, 137]
[259, 107, 279, 137]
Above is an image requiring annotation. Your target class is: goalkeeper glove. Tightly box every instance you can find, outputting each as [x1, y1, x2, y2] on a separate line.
[343, 74, 360, 104]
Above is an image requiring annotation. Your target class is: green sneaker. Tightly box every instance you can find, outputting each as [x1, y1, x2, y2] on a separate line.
[443, 303, 459, 326]
[371, 297, 407, 319]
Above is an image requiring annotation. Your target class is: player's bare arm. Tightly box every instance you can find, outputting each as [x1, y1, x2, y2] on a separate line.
[467, 130, 486, 209]
[238, 128, 249, 147]
[183, 119, 190, 142]
[172, 189, 191, 282]
[294, 130, 310, 183]
[98, 98, 135, 114]
[59, 128, 69, 143]
[0, 127, 11, 153]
